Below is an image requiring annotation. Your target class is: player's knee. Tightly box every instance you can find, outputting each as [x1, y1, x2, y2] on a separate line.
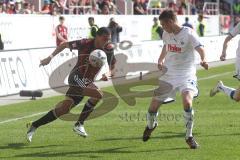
[149, 98, 162, 112]
[54, 99, 74, 117]
[182, 92, 193, 107]
[88, 98, 99, 107]
[154, 82, 172, 96]
[234, 97, 240, 102]
[95, 90, 103, 100]
[183, 101, 192, 108]
[233, 91, 240, 102]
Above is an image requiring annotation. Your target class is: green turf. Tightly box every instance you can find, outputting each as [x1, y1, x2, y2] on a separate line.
[0, 64, 240, 160]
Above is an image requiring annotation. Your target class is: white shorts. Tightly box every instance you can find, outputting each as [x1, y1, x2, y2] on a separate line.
[154, 74, 199, 103]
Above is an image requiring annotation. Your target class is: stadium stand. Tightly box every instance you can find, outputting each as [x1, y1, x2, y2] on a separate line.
[0, 0, 233, 15]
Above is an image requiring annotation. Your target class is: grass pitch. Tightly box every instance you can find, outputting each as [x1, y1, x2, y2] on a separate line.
[0, 64, 240, 160]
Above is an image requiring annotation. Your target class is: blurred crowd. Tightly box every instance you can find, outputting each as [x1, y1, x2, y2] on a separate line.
[133, 0, 232, 15]
[0, 0, 36, 14]
[0, 0, 117, 15]
[133, 0, 190, 15]
[0, 0, 238, 15]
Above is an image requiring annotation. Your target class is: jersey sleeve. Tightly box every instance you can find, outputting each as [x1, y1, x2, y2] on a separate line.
[229, 22, 240, 37]
[162, 31, 167, 44]
[188, 29, 203, 49]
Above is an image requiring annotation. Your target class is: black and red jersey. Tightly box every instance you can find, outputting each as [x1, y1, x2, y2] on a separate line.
[68, 39, 116, 82]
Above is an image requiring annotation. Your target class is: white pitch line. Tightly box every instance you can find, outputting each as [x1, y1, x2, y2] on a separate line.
[0, 71, 233, 125]
[0, 112, 47, 125]
[198, 72, 232, 81]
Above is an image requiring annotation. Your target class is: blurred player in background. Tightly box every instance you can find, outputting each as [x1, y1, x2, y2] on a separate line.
[88, 17, 99, 38]
[197, 14, 205, 37]
[142, 9, 208, 149]
[151, 17, 163, 40]
[26, 27, 116, 142]
[0, 33, 4, 50]
[108, 17, 122, 43]
[220, 21, 240, 80]
[182, 17, 193, 29]
[56, 16, 68, 46]
[210, 21, 240, 102]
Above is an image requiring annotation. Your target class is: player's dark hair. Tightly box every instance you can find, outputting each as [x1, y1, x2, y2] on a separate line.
[96, 27, 111, 36]
[59, 16, 64, 20]
[198, 14, 203, 21]
[185, 17, 189, 22]
[88, 17, 94, 21]
[159, 9, 177, 22]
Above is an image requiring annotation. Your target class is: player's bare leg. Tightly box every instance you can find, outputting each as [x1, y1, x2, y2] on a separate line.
[73, 86, 103, 137]
[233, 87, 240, 102]
[143, 81, 172, 142]
[182, 90, 199, 149]
[27, 98, 75, 142]
[233, 62, 240, 80]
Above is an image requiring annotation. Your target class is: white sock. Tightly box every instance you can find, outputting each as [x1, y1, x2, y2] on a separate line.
[219, 85, 235, 98]
[146, 112, 158, 129]
[184, 109, 194, 138]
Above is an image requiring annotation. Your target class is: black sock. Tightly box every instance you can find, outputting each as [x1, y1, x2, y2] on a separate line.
[32, 110, 57, 128]
[76, 100, 95, 125]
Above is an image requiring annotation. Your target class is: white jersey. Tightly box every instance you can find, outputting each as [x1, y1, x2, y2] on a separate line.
[229, 22, 240, 79]
[229, 22, 240, 59]
[162, 27, 202, 76]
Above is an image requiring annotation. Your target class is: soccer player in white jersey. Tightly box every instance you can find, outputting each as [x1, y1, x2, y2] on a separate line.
[210, 22, 240, 102]
[142, 10, 208, 149]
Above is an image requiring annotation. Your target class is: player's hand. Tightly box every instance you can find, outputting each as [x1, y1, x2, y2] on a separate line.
[100, 74, 108, 81]
[200, 61, 208, 70]
[220, 52, 226, 61]
[109, 70, 115, 78]
[158, 61, 164, 70]
[39, 56, 51, 67]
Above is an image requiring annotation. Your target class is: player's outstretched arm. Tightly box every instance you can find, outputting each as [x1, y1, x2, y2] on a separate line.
[39, 42, 69, 67]
[195, 46, 208, 70]
[221, 35, 232, 61]
[158, 45, 167, 70]
[100, 60, 116, 81]
[100, 43, 116, 81]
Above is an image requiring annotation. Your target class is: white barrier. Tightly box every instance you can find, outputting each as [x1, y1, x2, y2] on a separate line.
[0, 14, 220, 50]
[0, 35, 239, 96]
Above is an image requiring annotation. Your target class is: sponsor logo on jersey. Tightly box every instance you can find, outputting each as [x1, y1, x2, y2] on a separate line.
[167, 44, 182, 53]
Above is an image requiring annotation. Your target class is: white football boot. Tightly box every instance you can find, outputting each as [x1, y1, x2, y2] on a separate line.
[73, 123, 88, 137]
[26, 122, 36, 142]
[210, 81, 224, 97]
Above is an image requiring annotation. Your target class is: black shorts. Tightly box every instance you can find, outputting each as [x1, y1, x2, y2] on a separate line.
[66, 70, 95, 105]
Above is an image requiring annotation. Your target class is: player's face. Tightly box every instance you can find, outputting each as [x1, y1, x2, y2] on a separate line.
[60, 19, 64, 25]
[89, 19, 94, 26]
[160, 19, 173, 33]
[96, 34, 111, 48]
